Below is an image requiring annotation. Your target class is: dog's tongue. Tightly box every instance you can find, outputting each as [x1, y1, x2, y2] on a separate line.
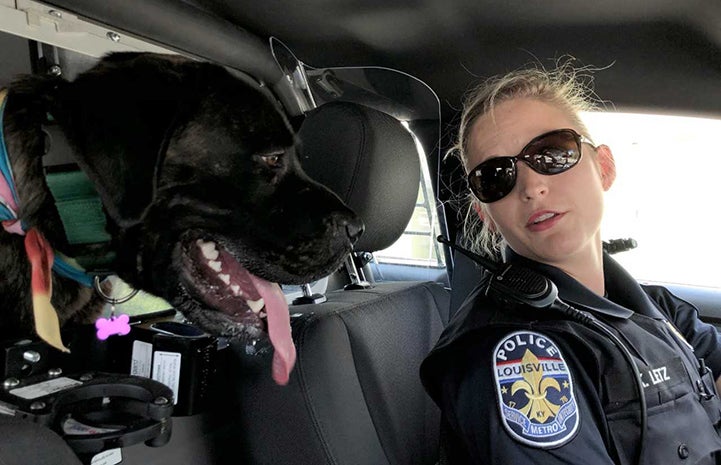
[248, 274, 296, 385]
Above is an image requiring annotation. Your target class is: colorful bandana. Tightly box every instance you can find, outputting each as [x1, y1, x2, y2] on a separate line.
[0, 88, 76, 352]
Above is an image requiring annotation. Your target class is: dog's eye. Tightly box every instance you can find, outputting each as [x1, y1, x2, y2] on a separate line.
[260, 153, 283, 168]
[262, 155, 280, 166]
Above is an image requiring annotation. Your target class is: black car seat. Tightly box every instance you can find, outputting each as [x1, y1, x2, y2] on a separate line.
[448, 246, 487, 319]
[0, 416, 84, 465]
[220, 101, 450, 465]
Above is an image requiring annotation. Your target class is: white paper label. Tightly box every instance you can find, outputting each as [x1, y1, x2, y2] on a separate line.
[10, 377, 82, 400]
[91, 448, 122, 465]
[152, 351, 181, 405]
[131, 340, 153, 377]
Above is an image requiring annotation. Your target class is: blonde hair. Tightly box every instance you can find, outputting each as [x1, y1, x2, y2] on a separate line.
[452, 61, 602, 259]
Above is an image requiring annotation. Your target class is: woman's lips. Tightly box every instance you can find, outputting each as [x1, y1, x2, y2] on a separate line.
[526, 210, 565, 232]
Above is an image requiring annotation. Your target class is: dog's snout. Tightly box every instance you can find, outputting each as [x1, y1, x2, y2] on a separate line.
[344, 218, 365, 243]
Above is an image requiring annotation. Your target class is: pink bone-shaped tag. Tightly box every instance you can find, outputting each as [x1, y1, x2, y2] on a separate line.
[95, 314, 131, 340]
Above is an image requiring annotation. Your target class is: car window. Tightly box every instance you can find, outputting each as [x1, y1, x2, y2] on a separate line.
[374, 125, 446, 269]
[584, 111, 721, 289]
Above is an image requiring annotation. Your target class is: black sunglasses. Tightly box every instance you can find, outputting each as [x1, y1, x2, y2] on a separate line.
[467, 128, 594, 203]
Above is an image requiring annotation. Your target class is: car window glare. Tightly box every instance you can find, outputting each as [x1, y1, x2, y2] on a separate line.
[583, 111, 721, 289]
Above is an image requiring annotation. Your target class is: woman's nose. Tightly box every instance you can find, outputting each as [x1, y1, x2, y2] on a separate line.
[516, 162, 549, 200]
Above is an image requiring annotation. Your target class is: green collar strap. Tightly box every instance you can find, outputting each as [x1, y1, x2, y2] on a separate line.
[41, 118, 117, 274]
[44, 168, 110, 245]
[44, 165, 116, 272]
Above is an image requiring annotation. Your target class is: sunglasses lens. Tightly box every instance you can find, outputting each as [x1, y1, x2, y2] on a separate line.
[521, 130, 581, 174]
[468, 157, 516, 203]
[467, 129, 584, 203]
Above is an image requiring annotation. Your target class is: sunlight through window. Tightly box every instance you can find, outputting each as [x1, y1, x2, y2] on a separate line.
[583, 111, 721, 288]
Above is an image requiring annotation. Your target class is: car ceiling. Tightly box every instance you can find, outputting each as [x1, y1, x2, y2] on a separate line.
[44, 0, 721, 121]
[187, 0, 721, 118]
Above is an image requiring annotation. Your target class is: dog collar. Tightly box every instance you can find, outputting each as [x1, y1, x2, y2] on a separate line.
[41, 119, 116, 276]
[0, 88, 97, 287]
[43, 160, 116, 276]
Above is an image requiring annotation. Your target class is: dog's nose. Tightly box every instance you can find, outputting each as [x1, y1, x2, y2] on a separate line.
[345, 218, 365, 243]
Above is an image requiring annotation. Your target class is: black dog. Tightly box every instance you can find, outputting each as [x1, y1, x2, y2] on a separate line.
[0, 53, 361, 384]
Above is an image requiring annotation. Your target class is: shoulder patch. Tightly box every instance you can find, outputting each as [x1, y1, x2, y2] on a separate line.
[493, 330, 579, 448]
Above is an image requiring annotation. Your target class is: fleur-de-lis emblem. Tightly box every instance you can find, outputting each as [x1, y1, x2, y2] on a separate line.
[511, 349, 561, 423]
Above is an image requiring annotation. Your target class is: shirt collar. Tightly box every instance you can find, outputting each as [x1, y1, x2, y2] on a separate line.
[505, 248, 662, 319]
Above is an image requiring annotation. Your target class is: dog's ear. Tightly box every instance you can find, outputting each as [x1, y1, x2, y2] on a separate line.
[50, 53, 201, 228]
[6, 74, 67, 125]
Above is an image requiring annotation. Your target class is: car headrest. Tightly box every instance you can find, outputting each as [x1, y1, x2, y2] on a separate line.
[299, 101, 420, 253]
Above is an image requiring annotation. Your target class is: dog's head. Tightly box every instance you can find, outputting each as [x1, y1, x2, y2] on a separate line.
[43, 53, 361, 380]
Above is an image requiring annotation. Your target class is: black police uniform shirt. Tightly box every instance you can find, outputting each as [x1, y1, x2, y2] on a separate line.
[421, 250, 721, 465]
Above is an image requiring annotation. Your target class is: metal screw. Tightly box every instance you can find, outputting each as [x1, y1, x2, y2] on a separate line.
[106, 32, 121, 42]
[23, 351, 41, 363]
[48, 10, 62, 18]
[48, 65, 62, 77]
[3, 378, 19, 390]
[153, 396, 169, 405]
[79, 373, 93, 382]
[29, 401, 46, 411]
[48, 368, 62, 377]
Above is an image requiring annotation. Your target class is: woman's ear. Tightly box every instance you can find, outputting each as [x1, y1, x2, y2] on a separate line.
[596, 144, 616, 191]
[472, 200, 485, 221]
[472, 199, 497, 232]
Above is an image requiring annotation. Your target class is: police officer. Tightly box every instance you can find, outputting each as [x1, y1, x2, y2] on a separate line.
[420, 66, 721, 464]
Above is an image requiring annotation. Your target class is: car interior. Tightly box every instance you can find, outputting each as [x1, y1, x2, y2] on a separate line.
[1, 0, 721, 464]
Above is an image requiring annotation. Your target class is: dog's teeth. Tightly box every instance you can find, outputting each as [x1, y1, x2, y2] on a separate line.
[231, 284, 242, 296]
[200, 241, 219, 260]
[247, 298, 265, 314]
[218, 273, 231, 285]
[208, 260, 222, 272]
[258, 310, 267, 319]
